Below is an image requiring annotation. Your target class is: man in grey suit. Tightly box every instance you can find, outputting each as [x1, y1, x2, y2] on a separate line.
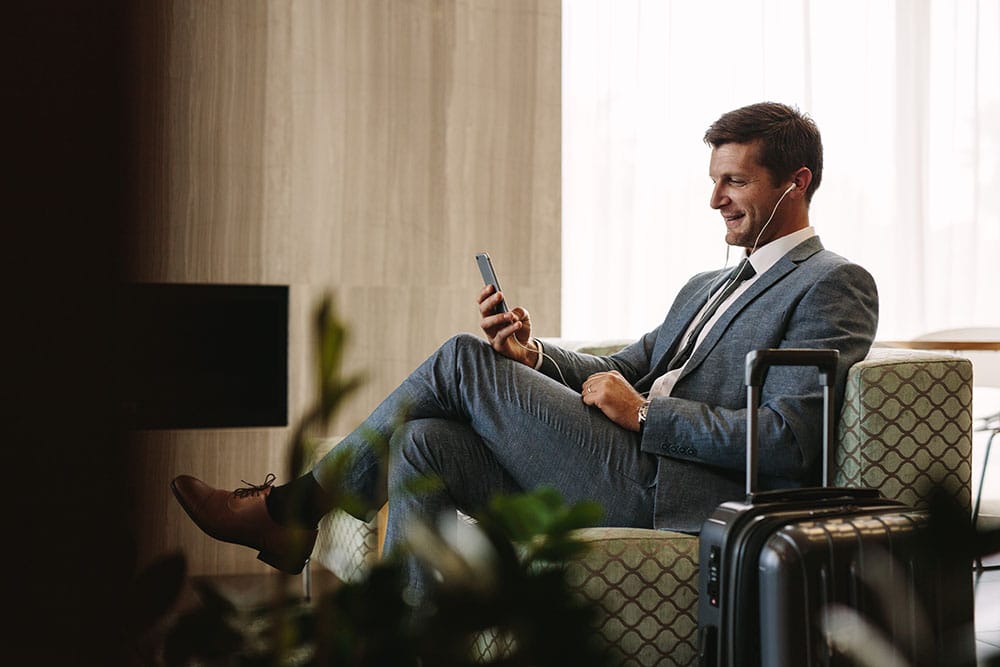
[172, 102, 878, 590]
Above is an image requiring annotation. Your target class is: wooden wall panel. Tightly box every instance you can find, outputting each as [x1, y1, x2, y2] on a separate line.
[127, 0, 560, 575]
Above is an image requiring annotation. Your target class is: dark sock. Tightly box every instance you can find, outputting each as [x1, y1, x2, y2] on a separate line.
[266, 473, 336, 529]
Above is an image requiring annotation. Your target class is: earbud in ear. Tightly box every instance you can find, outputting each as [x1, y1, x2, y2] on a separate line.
[784, 182, 796, 195]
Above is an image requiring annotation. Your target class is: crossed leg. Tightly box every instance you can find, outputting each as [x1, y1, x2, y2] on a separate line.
[318, 334, 657, 592]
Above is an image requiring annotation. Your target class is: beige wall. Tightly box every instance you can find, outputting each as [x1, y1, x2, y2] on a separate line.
[126, 0, 561, 575]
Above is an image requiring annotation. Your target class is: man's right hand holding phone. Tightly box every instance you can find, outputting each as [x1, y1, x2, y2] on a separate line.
[477, 284, 539, 367]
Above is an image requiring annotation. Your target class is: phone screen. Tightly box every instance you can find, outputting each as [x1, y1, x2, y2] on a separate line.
[476, 252, 509, 315]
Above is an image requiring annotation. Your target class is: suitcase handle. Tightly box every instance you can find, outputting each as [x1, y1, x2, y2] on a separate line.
[744, 348, 840, 494]
[745, 348, 839, 388]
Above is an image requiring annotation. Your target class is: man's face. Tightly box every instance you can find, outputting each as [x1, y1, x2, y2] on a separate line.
[708, 141, 790, 250]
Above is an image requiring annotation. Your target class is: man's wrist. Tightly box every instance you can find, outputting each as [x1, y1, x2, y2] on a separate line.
[637, 399, 651, 432]
[527, 338, 544, 369]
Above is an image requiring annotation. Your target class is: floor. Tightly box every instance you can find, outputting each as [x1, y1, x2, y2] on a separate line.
[977, 565, 1000, 664]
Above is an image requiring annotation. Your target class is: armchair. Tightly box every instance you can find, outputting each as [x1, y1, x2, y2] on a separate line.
[561, 344, 973, 666]
[309, 345, 974, 667]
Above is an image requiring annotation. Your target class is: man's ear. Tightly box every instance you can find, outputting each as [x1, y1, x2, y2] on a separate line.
[788, 167, 813, 198]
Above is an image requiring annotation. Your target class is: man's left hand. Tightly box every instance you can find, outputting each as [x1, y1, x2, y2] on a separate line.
[582, 370, 647, 432]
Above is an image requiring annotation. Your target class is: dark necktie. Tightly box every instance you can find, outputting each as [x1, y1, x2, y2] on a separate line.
[666, 260, 756, 371]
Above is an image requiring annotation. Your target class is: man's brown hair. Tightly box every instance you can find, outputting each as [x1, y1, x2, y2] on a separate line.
[704, 102, 823, 203]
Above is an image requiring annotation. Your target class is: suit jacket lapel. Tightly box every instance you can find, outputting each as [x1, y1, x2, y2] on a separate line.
[677, 236, 824, 378]
[637, 270, 730, 389]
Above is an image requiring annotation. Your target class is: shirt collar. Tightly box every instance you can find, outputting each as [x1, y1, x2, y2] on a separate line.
[745, 226, 816, 276]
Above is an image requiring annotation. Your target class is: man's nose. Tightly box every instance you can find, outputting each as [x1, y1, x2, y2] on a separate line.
[709, 184, 728, 210]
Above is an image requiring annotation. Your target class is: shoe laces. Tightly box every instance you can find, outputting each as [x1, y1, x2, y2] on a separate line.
[233, 473, 277, 498]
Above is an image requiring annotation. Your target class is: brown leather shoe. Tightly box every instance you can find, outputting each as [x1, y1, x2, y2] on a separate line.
[170, 473, 317, 574]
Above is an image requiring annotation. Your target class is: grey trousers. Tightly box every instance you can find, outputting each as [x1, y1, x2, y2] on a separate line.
[311, 333, 657, 593]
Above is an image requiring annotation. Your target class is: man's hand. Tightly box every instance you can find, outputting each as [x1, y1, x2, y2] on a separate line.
[582, 370, 647, 431]
[478, 285, 539, 367]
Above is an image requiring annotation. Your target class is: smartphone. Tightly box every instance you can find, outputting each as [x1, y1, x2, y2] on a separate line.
[476, 252, 509, 315]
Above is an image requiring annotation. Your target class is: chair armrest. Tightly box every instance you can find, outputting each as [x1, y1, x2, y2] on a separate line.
[539, 338, 633, 356]
[835, 347, 974, 511]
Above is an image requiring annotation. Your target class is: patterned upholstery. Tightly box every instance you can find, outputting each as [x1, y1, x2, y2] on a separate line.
[312, 509, 378, 583]
[308, 438, 379, 583]
[309, 347, 974, 666]
[836, 348, 974, 510]
[565, 528, 700, 666]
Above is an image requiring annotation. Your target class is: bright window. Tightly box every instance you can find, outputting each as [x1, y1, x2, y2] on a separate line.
[562, 0, 1000, 341]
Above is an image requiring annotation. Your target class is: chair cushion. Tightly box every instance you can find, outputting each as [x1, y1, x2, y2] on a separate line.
[567, 527, 700, 667]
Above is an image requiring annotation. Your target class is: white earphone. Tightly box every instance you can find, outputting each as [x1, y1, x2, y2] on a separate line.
[747, 182, 797, 254]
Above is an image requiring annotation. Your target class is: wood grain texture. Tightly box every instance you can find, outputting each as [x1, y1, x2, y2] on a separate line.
[126, 0, 560, 575]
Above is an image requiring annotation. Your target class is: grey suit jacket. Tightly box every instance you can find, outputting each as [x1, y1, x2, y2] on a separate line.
[538, 236, 879, 532]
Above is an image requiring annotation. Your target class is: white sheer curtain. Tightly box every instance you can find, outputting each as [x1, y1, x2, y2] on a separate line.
[562, 0, 1000, 341]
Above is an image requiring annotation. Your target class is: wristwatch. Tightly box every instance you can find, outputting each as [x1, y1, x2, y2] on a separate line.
[637, 399, 651, 431]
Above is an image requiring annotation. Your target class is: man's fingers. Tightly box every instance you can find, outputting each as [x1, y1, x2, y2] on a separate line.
[478, 283, 495, 301]
[483, 310, 511, 330]
[479, 290, 506, 317]
[490, 318, 521, 348]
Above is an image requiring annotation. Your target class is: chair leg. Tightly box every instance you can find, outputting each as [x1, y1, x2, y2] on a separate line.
[302, 558, 312, 602]
[973, 431, 996, 528]
[975, 430, 999, 571]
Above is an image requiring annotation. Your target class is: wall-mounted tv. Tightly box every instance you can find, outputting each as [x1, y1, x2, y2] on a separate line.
[117, 283, 288, 429]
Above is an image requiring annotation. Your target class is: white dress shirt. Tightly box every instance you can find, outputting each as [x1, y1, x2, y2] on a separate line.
[648, 226, 817, 399]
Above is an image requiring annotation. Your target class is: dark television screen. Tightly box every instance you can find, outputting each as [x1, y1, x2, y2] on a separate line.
[117, 283, 288, 429]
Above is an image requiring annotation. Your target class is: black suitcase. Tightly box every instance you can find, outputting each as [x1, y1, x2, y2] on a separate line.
[758, 510, 975, 666]
[696, 348, 951, 667]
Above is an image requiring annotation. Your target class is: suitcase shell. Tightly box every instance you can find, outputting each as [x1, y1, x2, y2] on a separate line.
[697, 349, 908, 667]
[758, 512, 975, 667]
[698, 494, 908, 666]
